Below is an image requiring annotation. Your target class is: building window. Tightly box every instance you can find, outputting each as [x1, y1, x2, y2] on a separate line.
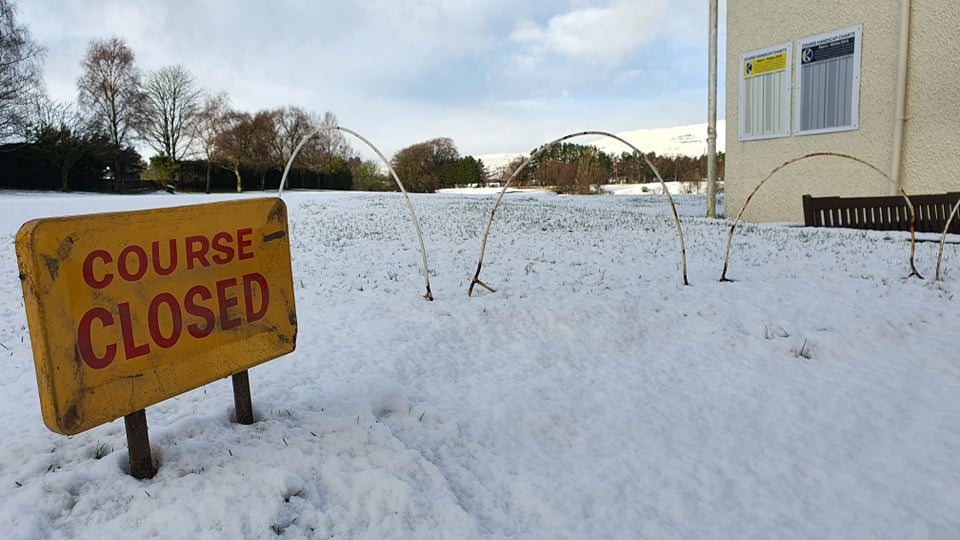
[738, 43, 792, 141]
[795, 25, 862, 135]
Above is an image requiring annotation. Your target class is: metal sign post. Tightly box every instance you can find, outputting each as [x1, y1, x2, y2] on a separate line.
[232, 371, 254, 425]
[124, 409, 155, 480]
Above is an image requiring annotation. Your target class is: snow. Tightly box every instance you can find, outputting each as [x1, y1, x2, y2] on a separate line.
[1, 189, 958, 539]
[582, 121, 727, 158]
[472, 153, 526, 176]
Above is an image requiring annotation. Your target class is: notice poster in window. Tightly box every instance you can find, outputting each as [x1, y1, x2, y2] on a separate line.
[796, 25, 862, 136]
[738, 43, 792, 141]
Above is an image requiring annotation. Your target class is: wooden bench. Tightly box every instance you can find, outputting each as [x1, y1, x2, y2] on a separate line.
[802, 192, 960, 234]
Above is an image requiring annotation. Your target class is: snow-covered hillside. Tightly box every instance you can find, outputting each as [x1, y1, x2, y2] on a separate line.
[477, 120, 726, 175]
[586, 120, 726, 158]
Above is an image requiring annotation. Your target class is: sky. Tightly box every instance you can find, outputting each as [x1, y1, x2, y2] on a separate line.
[1, 189, 957, 538]
[18, 0, 727, 161]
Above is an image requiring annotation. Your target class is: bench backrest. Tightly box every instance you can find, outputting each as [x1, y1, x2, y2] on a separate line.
[802, 192, 960, 233]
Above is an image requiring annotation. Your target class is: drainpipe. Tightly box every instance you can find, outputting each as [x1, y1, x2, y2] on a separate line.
[706, 0, 718, 217]
[890, 0, 912, 194]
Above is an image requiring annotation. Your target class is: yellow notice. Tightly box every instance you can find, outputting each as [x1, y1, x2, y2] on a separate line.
[743, 51, 787, 77]
[16, 198, 297, 435]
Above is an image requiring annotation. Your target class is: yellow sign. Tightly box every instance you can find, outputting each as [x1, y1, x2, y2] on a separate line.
[743, 51, 787, 77]
[16, 198, 297, 435]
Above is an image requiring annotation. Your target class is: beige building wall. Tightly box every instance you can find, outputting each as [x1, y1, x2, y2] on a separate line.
[725, 1, 960, 223]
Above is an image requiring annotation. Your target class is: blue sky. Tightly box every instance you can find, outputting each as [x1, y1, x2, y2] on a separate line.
[20, 0, 726, 160]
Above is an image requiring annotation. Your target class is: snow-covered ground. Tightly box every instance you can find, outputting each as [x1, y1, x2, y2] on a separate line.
[1, 189, 958, 539]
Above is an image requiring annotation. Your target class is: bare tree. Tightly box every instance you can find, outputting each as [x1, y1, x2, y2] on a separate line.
[139, 64, 202, 161]
[538, 160, 575, 192]
[503, 156, 531, 186]
[77, 36, 143, 174]
[303, 111, 353, 170]
[191, 91, 230, 193]
[0, 0, 44, 140]
[250, 110, 274, 190]
[212, 110, 251, 192]
[212, 110, 271, 192]
[266, 105, 315, 172]
[29, 96, 90, 190]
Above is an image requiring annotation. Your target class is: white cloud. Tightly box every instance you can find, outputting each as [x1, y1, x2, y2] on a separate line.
[16, 0, 722, 161]
[509, 1, 669, 63]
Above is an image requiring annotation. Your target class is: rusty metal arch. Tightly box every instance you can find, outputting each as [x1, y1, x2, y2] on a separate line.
[468, 130, 688, 296]
[935, 198, 960, 280]
[719, 152, 921, 282]
[278, 126, 433, 300]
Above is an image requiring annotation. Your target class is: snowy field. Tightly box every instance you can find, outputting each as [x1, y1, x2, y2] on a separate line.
[0, 189, 958, 539]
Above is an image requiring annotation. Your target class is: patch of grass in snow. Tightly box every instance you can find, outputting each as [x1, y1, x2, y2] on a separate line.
[94, 441, 111, 460]
[792, 339, 813, 360]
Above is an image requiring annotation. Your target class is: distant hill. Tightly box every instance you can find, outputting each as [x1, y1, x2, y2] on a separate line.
[478, 120, 726, 173]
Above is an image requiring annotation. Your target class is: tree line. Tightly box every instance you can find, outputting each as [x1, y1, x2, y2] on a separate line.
[0, 0, 722, 195]
[500, 144, 726, 195]
[0, 1, 387, 193]
[384, 138, 725, 195]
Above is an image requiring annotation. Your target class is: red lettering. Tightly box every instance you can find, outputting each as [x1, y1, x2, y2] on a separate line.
[77, 308, 116, 369]
[185, 285, 215, 338]
[118, 302, 150, 359]
[82, 250, 113, 289]
[186, 235, 210, 270]
[148, 293, 182, 348]
[81, 230, 261, 287]
[211, 231, 235, 265]
[216, 278, 241, 330]
[242, 272, 269, 322]
[118, 245, 148, 282]
[151, 239, 178, 276]
[237, 228, 254, 260]
[76, 235, 279, 371]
